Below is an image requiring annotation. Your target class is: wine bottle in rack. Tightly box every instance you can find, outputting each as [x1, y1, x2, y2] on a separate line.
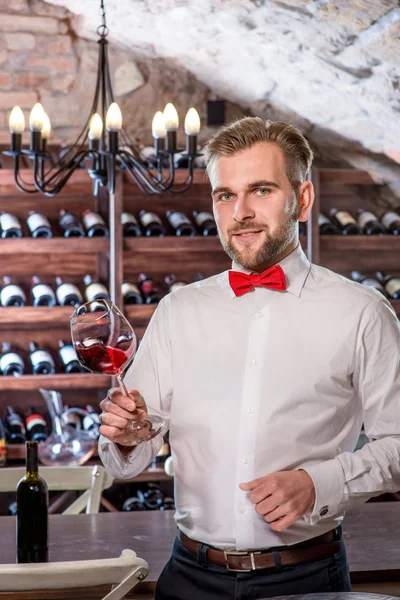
[328, 208, 361, 235]
[166, 210, 196, 237]
[356, 209, 386, 235]
[121, 212, 142, 237]
[351, 271, 388, 298]
[318, 213, 340, 235]
[376, 271, 400, 299]
[26, 211, 53, 239]
[59, 210, 85, 238]
[5, 407, 26, 443]
[122, 281, 144, 305]
[83, 274, 110, 303]
[173, 152, 190, 169]
[299, 221, 307, 237]
[58, 340, 82, 373]
[26, 408, 48, 443]
[0, 276, 26, 307]
[192, 210, 217, 236]
[31, 276, 56, 307]
[55, 277, 83, 307]
[82, 405, 101, 437]
[137, 273, 164, 304]
[380, 210, 400, 235]
[82, 209, 109, 237]
[62, 406, 82, 430]
[139, 210, 166, 237]
[123, 493, 146, 512]
[165, 273, 188, 293]
[29, 342, 56, 375]
[0, 211, 23, 238]
[0, 342, 25, 376]
[16, 440, 48, 563]
[0, 418, 7, 467]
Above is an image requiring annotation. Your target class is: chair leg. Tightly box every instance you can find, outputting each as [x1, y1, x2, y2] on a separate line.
[101, 564, 148, 600]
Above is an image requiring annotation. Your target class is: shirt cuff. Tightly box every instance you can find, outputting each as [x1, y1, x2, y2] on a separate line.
[301, 458, 346, 525]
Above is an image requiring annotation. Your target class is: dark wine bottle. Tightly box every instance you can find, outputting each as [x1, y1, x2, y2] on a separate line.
[0, 276, 26, 307]
[121, 212, 142, 237]
[29, 342, 56, 375]
[165, 273, 188, 293]
[26, 211, 53, 239]
[5, 406, 26, 443]
[299, 221, 307, 237]
[17, 441, 48, 563]
[59, 209, 85, 238]
[83, 274, 110, 303]
[143, 483, 165, 509]
[0, 342, 25, 376]
[122, 492, 147, 512]
[356, 209, 386, 235]
[166, 210, 196, 237]
[122, 281, 144, 305]
[0, 418, 7, 467]
[351, 271, 388, 298]
[82, 209, 109, 237]
[31, 276, 56, 307]
[58, 340, 81, 374]
[139, 210, 166, 237]
[376, 271, 400, 299]
[137, 273, 163, 304]
[192, 210, 217, 236]
[55, 277, 83, 307]
[380, 210, 400, 235]
[0, 211, 23, 238]
[318, 213, 340, 235]
[328, 208, 361, 235]
[26, 408, 48, 443]
[173, 152, 190, 169]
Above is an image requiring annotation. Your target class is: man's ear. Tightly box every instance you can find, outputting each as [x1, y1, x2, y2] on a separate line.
[297, 181, 314, 222]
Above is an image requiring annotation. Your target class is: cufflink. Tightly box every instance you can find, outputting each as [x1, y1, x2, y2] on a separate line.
[319, 506, 329, 516]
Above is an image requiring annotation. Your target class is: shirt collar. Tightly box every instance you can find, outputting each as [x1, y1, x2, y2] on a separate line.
[218, 243, 311, 299]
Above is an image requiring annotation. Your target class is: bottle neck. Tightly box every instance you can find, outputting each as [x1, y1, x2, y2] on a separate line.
[26, 441, 39, 476]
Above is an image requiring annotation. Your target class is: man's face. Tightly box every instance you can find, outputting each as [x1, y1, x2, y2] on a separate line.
[210, 141, 305, 271]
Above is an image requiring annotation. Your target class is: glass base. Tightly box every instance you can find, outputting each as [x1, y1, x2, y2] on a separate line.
[125, 414, 165, 445]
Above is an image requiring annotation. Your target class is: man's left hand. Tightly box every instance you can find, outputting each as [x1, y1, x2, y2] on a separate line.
[239, 470, 316, 532]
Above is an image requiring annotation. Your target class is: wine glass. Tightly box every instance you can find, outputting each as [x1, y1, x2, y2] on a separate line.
[70, 298, 165, 444]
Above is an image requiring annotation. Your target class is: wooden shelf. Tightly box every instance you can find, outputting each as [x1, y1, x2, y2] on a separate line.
[320, 236, 400, 252]
[0, 238, 108, 255]
[318, 168, 375, 186]
[115, 467, 172, 484]
[0, 374, 110, 391]
[0, 306, 75, 328]
[125, 304, 156, 325]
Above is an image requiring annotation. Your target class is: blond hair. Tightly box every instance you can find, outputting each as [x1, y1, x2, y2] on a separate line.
[204, 117, 313, 191]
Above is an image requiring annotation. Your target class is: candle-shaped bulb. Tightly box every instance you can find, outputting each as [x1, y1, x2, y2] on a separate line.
[152, 111, 167, 139]
[9, 106, 25, 134]
[106, 103, 122, 131]
[163, 103, 179, 131]
[29, 103, 45, 132]
[89, 113, 103, 140]
[184, 108, 201, 135]
[41, 112, 51, 140]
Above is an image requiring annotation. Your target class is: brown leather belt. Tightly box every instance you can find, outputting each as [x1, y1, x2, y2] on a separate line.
[178, 529, 340, 572]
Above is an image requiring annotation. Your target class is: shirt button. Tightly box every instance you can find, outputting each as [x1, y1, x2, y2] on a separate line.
[319, 506, 329, 516]
[251, 358, 258, 365]
[257, 311, 263, 318]
[247, 407, 253, 413]
[243, 457, 248, 464]
[240, 507, 246, 514]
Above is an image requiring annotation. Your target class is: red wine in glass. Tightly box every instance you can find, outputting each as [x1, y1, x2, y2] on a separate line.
[75, 344, 134, 376]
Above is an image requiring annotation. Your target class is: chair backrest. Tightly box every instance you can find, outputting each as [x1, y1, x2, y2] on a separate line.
[0, 549, 149, 600]
[0, 465, 114, 514]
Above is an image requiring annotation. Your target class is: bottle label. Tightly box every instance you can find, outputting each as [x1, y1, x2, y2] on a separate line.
[30, 350, 55, 369]
[0, 284, 26, 306]
[32, 284, 56, 303]
[382, 212, 400, 229]
[168, 212, 191, 228]
[336, 211, 356, 226]
[141, 280, 154, 295]
[386, 278, 400, 297]
[0, 213, 21, 231]
[27, 213, 51, 232]
[170, 282, 187, 293]
[26, 414, 47, 431]
[318, 214, 331, 226]
[0, 439, 6, 467]
[7, 415, 26, 434]
[56, 283, 82, 305]
[122, 282, 141, 296]
[121, 212, 139, 226]
[82, 211, 106, 230]
[195, 212, 214, 227]
[85, 282, 109, 302]
[0, 353, 24, 372]
[59, 345, 78, 365]
[361, 279, 385, 292]
[140, 212, 162, 227]
[357, 211, 378, 229]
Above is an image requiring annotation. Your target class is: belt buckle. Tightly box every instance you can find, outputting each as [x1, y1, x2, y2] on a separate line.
[223, 550, 261, 572]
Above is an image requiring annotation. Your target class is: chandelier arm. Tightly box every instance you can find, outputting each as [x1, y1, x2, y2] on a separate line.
[39, 144, 98, 188]
[33, 149, 92, 196]
[119, 152, 170, 195]
[119, 149, 176, 191]
[14, 156, 42, 194]
[156, 157, 196, 194]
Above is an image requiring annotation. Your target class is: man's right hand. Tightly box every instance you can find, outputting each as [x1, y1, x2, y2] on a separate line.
[99, 387, 148, 447]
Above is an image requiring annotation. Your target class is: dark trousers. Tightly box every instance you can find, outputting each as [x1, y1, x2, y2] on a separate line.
[155, 526, 351, 600]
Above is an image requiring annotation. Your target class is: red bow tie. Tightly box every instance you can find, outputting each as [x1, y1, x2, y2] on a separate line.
[228, 265, 286, 297]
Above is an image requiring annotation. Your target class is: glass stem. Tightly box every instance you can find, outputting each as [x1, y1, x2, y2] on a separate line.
[117, 373, 129, 397]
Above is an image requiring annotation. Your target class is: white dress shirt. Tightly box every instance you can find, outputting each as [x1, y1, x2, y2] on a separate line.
[99, 243, 400, 551]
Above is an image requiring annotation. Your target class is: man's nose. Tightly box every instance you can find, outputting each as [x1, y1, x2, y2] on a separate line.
[232, 196, 255, 222]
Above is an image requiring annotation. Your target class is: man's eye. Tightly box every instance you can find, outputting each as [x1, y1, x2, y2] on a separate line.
[219, 194, 232, 201]
[257, 188, 270, 195]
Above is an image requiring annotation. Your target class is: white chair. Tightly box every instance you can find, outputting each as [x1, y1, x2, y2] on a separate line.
[0, 549, 149, 600]
[0, 464, 114, 514]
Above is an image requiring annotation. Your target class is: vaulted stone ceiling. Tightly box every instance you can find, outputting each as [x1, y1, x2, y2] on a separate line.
[48, 0, 400, 199]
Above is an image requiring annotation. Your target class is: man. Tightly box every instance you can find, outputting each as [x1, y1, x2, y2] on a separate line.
[98, 117, 400, 599]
